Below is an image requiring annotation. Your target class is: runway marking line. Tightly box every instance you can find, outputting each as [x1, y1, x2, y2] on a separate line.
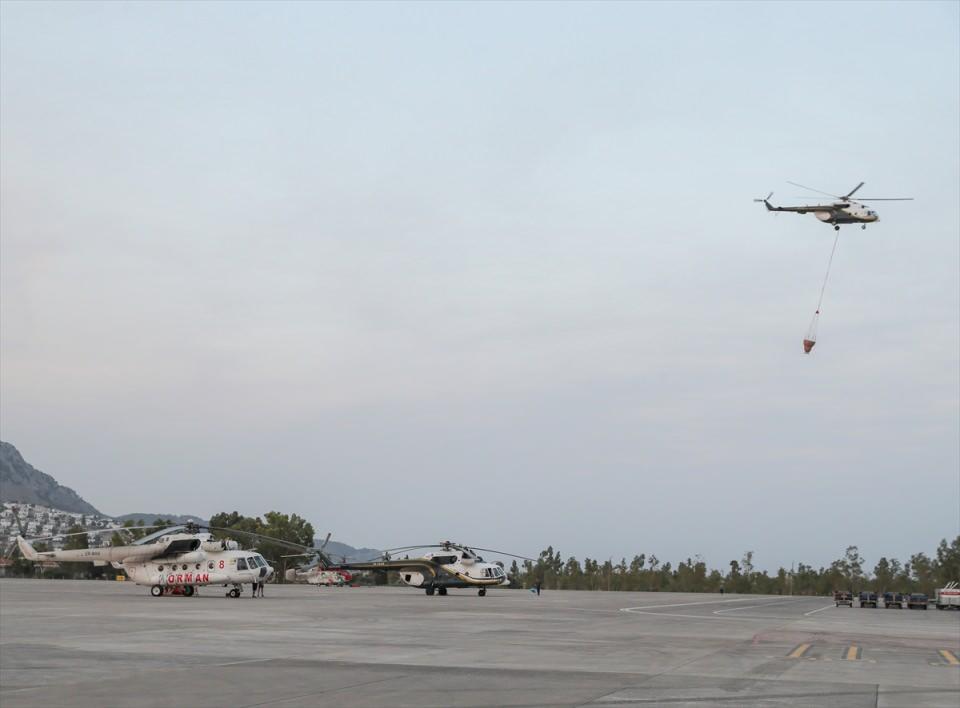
[844, 645, 861, 661]
[939, 649, 960, 666]
[619, 597, 759, 613]
[803, 604, 834, 616]
[713, 598, 806, 614]
[788, 643, 811, 659]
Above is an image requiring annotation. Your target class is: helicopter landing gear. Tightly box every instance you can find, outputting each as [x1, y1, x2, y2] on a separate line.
[425, 586, 435, 596]
[834, 224, 840, 231]
[227, 586, 241, 598]
[438, 587, 447, 596]
[183, 585, 195, 597]
[478, 588, 487, 597]
[861, 224, 867, 230]
[150, 585, 163, 597]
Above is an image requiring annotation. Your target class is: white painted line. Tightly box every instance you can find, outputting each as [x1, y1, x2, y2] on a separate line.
[618, 608, 782, 622]
[620, 597, 759, 613]
[804, 604, 835, 616]
[713, 598, 806, 614]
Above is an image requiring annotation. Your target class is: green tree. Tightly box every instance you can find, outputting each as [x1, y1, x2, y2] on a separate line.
[873, 557, 894, 592]
[935, 537, 960, 586]
[910, 552, 935, 594]
[844, 546, 865, 589]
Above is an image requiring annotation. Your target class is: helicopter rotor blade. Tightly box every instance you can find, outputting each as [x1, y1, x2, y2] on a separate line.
[851, 197, 914, 201]
[378, 545, 445, 554]
[467, 547, 536, 561]
[22, 524, 183, 543]
[843, 181, 865, 198]
[318, 532, 332, 552]
[786, 181, 842, 199]
[201, 526, 314, 553]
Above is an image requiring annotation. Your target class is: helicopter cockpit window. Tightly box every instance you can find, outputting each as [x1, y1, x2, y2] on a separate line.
[246, 557, 257, 568]
[236, 558, 248, 571]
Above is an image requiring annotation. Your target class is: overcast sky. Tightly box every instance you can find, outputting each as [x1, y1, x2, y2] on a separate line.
[2, 1, 957, 572]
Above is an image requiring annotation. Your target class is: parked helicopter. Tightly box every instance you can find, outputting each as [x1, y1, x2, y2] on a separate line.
[282, 533, 353, 587]
[15, 523, 279, 598]
[340, 541, 532, 596]
[756, 181, 912, 230]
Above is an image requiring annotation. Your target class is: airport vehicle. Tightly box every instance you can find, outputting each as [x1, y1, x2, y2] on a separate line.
[858, 591, 878, 608]
[755, 181, 912, 231]
[834, 590, 853, 607]
[935, 582, 960, 610]
[882, 592, 904, 609]
[341, 541, 531, 596]
[16, 524, 274, 598]
[907, 593, 929, 610]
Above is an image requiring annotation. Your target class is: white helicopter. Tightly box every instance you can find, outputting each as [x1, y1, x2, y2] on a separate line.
[16, 523, 275, 598]
[756, 181, 912, 230]
[341, 541, 531, 596]
[282, 533, 354, 587]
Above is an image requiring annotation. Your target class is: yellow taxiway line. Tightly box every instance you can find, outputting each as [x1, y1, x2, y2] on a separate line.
[844, 645, 861, 661]
[788, 643, 811, 659]
[939, 649, 960, 666]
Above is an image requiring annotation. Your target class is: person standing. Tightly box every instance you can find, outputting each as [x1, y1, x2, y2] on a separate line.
[535, 581, 542, 596]
[257, 580, 265, 598]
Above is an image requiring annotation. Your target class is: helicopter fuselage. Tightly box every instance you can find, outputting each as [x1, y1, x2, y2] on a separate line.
[17, 533, 273, 597]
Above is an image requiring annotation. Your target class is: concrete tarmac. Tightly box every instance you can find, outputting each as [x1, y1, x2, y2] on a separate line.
[1, 580, 958, 707]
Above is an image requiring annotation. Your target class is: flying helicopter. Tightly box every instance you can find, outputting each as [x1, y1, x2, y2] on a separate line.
[340, 541, 532, 596]
[756, 181, 912, 230]
[282, 533, 353, 587]
[14, 522, 282, 598]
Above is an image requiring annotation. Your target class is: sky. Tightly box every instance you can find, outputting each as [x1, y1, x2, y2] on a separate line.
[1, 1, 957, 573]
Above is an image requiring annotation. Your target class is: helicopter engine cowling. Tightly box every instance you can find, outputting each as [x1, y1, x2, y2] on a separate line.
[201, 539, 239, 553]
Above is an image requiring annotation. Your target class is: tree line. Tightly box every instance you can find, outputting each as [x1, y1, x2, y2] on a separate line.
[6, 513, 957, 596]
[504, 537, 960, 595]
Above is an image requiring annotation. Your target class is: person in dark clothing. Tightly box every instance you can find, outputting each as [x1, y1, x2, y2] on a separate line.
[535, 581, 542, 596]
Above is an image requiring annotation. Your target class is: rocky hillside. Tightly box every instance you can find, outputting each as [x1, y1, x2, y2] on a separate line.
[0, 441, 101, 516]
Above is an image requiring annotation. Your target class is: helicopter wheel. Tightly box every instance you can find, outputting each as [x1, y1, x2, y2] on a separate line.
[438, 587, 447, 596]
[478, 588, 486, 597]
[834, 225, 840, 231]
[861, 224, 866, 230]
[425, 586, 435, 596]
[183, 585, 194, 597]
[228, 588, 240, 598]
[150, 585, 163, 597]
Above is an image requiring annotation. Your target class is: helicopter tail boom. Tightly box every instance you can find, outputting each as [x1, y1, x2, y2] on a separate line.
[16, 536, 43, 561]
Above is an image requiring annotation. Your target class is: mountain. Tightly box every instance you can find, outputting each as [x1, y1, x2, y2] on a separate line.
[320, 539, 382, 563]
[0, 441, 101, 516]
[113, 513, 210, 527]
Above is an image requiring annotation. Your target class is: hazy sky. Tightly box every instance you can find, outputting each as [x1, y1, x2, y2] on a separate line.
[2, 1, 957, 572]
